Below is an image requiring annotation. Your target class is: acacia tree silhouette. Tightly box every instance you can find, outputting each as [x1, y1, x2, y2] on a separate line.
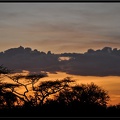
[0, 65, 47, 107]
[6, 75, 73, 107]
[5, 73, 47, 106]
[0, 65, 73, 108]
[30, 77, 74, 106]
[0, 65, 19, 108]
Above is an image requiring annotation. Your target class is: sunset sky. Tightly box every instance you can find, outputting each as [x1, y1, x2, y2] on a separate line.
[0, 2, 120, 53]
[0, 2, 120, 106]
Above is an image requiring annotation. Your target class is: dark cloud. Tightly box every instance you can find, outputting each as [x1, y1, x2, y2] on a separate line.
[1, 46, 120, 77]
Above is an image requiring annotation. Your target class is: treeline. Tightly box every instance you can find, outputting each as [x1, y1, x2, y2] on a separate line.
[0, 65, 120, 117]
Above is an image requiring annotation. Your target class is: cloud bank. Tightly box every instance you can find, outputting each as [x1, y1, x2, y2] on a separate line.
[1, 46, 120, 77]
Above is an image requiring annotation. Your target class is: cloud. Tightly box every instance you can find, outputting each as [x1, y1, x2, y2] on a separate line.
[1, 46, 120, 77]
[60, 47, 120, 76]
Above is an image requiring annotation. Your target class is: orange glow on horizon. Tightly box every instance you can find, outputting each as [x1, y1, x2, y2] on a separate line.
[42, 72, 120, 106]
[1, 72, 120, 106]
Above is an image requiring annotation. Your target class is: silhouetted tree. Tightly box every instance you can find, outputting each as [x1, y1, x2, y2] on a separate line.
[48, 82, 110, 116]
[55, 82, 109, 106]
[6, 73, 47, 106]
[30, 77, 74, 106]
[0, 66, 20, 108]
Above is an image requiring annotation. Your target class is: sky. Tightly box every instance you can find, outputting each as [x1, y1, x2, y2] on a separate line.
[0, 2, 120, 53]
[1, 2, 120, 105]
